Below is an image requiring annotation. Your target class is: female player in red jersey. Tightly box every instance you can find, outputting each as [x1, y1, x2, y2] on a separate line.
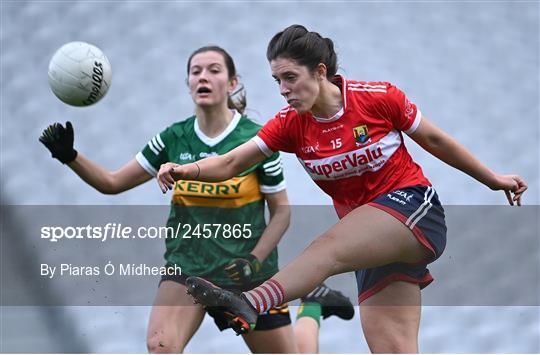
[40, 45, 353, 354]
[156, 25, 527, 353]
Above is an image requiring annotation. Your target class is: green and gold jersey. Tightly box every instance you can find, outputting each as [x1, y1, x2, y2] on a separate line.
[136, 111, 285, 287]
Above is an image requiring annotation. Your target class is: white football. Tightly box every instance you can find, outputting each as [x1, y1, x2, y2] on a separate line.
[48, 41, 112, 106]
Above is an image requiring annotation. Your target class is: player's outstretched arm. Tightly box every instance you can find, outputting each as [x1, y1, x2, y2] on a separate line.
[39, 121, 152, 194]
[157, 140, 266, 193]
[68, 155, 152, 194]
[408, 115, 527, 205]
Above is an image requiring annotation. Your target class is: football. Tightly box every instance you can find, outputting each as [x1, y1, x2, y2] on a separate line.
[48, 41, 112, 106]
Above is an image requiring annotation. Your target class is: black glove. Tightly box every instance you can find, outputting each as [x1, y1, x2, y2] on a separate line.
[39, 121, 77, 164]
[224, 254, 262, 287]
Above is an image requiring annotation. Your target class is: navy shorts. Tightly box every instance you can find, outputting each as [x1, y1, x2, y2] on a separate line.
[356, 185, 447, 303]
[160, 273, 291, 331]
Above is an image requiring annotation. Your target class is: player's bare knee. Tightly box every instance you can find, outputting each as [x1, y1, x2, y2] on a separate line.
[364, 328, 416, 353]
[305, 233, 344, 275]
[369, 338, 417, 354]
[362, 319, 417, 353]
[147, 334, 184, 354]
[307, 233, 330, 250]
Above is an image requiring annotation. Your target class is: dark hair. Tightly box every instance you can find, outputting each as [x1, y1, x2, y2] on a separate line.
[266, 25, 338, 79]
[187, 45, 246, 114]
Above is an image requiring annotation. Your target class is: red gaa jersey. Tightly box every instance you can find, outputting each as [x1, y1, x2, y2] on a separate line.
[252, 75, 431, 218]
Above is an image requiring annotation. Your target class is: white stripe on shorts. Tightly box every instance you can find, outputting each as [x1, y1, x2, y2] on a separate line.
[405, 187, 435, 228]
[409, 198, 433, 229]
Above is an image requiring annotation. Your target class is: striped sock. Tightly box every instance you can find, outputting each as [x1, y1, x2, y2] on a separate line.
[242, 279, 285, 313]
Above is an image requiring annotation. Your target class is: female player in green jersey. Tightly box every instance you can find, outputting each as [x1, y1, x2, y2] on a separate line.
[40, 45, 353, 353]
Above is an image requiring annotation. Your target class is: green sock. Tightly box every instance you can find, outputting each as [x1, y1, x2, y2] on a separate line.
[296, 302, 322, 326]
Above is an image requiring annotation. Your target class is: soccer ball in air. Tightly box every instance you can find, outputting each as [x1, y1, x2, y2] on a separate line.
[48, 41, 112, 106]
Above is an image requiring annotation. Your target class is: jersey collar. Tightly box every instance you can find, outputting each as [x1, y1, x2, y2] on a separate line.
[312, 107, 344, 123]
[194, 110, 241, 147]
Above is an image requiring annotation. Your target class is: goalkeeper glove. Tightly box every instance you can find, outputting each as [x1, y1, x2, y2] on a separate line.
[39, 121, 77, 164]
[224, 254, 262, 287]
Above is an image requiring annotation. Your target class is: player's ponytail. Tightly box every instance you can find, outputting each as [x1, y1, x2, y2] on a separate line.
[227, 82, 247, 115]
[323, 38, 338, 78]
[267, 25, 338, 79]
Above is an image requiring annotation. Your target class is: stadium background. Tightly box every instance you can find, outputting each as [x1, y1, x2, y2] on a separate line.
[1, 1, 539, 353]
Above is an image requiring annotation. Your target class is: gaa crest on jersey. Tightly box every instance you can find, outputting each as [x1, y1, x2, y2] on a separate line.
[353, 125, 371, 146]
